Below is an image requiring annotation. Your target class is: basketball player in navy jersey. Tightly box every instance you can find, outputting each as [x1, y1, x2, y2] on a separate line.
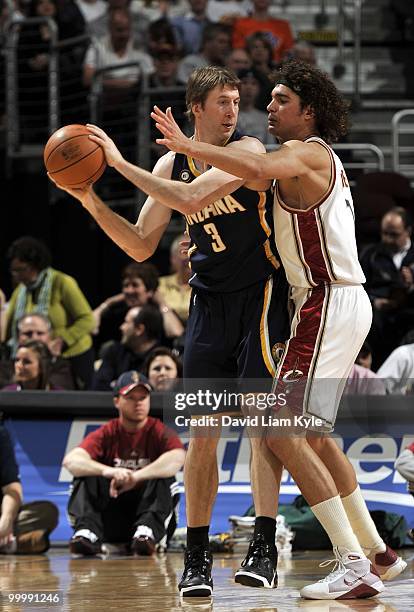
[51, 67, 289, 597]
[152, 61, 407, 599]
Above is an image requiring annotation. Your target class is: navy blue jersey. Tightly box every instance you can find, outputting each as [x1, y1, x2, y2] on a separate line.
[171, 130, 280, 292]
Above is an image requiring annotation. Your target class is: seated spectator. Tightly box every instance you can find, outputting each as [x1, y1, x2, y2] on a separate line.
[0, 424, 58, 553]
[237, 68, 272, 144]
[143, 346, 182, 390]
[377, 334, 414, 395]
[93, 305, 163, 390]
[232, 0, 294, 64]
[90, 0, 149, 44]
[158, 234, 191, 323]
[94, 261, 183, 350]
[148, 45, 187, 165]
[63, 371, 185, 556]
[147, 16, 177, 57]
[83, 7, 154, 107]
[170, 0, 211, 55]
[0, 314, 75, 390]
[360, 207, 414, 369]
[177, 22, 231, 83]
[225, 47, 252, 73]
[244, 31, 275, 110]
[283, 39, 317, 66]
[2, 340, 62, 391]
[6, 236, 95, 389]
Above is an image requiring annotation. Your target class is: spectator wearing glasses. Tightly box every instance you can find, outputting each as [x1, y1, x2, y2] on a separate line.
[360, 207, 414, 369]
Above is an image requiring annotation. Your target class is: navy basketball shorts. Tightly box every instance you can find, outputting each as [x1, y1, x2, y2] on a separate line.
[182, 270, 290, 414]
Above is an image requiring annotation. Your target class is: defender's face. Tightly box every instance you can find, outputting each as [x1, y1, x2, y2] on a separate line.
[194, 85, 240, 143]
[267, 84, 307, 142]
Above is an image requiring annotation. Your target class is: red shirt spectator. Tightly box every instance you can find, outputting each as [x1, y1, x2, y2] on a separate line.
[232, 0, 294, 63]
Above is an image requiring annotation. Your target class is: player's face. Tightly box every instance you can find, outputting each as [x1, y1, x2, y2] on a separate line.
[148, 355, 178, 391]
[115, 387, 150, 425]
[14, 347, 40, 385]
[18, 317, 50, 345]
[195, 85, 240, 144]
[122, 276, 153, 307]
[267, 84, 309, 143]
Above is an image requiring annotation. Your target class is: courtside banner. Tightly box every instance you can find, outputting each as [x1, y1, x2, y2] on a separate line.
[4, 396, 414, 540]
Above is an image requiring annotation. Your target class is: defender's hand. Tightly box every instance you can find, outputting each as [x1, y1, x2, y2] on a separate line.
[151, 106, 192, 154]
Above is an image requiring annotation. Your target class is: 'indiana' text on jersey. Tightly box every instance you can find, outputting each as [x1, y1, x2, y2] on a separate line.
[171, 130, 280, 292]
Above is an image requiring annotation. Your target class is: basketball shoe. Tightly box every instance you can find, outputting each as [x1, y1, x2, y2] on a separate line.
[234, 534, 278, 588]
[69, 529, 102, 557]
[131, 525, 156, 556]
[367, 545, 407, 581]
[300, 547, 385, 600]
[179, 546, 213, 598]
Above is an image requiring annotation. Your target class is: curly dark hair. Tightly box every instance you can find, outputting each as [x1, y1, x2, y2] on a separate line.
[7, 236, 52, 271]
[275, 60, 350, 143]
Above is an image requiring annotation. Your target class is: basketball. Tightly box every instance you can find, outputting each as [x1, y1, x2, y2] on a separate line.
[44, 124, 106, 189]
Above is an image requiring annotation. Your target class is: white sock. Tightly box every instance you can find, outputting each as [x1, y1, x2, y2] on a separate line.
[341, 486, 386, 554]
[133, 525, 154, 540]
[311, 495, 364, 555]
[73, 529, 98, 543]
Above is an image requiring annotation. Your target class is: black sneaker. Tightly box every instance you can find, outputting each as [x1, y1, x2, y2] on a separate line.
[234, 534, 278, 588]
[178, 546, 213, 598]
[69, 536, 102, 557]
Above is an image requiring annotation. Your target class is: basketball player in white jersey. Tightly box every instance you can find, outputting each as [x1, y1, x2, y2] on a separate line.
[152, 61, 407, 599]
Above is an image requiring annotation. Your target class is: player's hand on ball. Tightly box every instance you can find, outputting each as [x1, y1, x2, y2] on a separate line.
[47, 173, 93, 203]
[86, 124, 124, 167]
[152, 106, 191, 154]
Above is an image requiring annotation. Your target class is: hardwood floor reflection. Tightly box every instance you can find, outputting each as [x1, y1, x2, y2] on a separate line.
[0, 549, 412, 611]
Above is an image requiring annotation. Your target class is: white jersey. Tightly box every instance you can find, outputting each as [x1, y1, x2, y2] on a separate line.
[273, 136, 365, 288]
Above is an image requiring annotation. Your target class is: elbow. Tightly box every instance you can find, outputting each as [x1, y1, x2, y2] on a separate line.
[62, 455, 74, 474]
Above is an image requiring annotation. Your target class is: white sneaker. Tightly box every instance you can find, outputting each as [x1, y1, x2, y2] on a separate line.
[300, 547, 385, 600]
[367, 545, 407, 581]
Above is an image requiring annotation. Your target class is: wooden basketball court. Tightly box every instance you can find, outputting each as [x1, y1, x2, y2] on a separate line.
[0, 549, 412, 611]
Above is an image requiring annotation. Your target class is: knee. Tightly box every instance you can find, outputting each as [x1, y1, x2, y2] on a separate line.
[187, 436, 219, 454]
[265, 436, 302, 462]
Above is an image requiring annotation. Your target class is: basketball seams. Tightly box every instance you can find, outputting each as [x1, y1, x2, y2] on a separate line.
[62, 158, 106, 187]
[50, 145, 102, 175]
[44, 130, 92, 163]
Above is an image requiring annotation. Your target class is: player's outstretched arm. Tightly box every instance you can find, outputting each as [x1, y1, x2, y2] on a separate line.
[153, 107, 318, 180]
[48, 160, 172, 263]
[86, 124, 250, 214]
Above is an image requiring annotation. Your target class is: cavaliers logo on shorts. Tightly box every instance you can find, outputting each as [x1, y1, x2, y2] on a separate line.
[271, 342, 286, 366]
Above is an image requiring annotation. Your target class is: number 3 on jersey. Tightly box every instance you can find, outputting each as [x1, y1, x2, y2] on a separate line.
[204, 223, 226, 252]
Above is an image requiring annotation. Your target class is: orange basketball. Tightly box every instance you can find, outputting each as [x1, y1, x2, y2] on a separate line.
[44, 124, 106, 189]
